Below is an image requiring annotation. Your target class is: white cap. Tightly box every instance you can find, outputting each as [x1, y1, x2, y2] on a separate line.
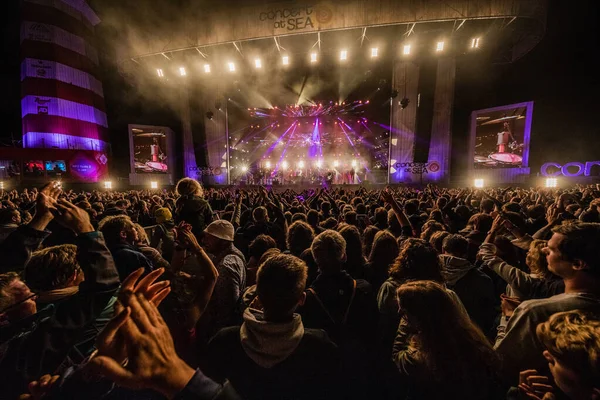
[204, 220, 235, 242]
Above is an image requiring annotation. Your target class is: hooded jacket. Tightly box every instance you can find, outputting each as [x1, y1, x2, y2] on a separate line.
[205, 308, 340, 400]
[440, 255, 496, 335]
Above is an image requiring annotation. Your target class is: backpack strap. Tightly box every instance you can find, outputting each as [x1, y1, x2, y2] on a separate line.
[306, 279, 357, 326]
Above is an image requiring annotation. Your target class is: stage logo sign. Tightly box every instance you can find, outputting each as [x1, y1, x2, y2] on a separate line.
[541, 161, 600, 177]
[395, 161, 440, 174]
[258, 4, 332, 31]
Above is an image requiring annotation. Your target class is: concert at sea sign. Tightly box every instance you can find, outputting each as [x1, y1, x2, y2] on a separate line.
[541, 161, 600, 177]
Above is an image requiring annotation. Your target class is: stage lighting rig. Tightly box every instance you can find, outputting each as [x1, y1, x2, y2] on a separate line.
[400, 97, 410, 109]
[206, 111, 214, 120]
[282, 55, 289, 65]
[204, 64, 211, 73]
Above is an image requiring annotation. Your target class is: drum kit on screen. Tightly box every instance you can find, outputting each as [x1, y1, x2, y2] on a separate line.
[475, 118, 524, 168]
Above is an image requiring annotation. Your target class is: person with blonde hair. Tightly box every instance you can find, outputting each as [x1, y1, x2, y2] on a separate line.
[174, 178, 213, 236]
[518, 310, 600, 400]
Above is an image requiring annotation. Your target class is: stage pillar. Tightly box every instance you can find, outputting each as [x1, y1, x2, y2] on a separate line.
[199, 83, 229, 185]
[180, 85, 199, 181]
[426, 57, 456, 183]
[389, 60, 420, 184]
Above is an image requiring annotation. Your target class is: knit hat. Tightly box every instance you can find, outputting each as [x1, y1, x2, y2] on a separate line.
[204, 220, 235, 242]
[154, 208, 172, 223]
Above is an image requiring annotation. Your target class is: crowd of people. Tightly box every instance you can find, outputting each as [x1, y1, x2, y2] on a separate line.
[0, 179, 599, 399]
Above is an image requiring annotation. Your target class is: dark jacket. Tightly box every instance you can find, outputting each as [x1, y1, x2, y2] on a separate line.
[206, 314, 339, 400]
[0, 231, 120, 399]
[298, 270, 378, 399]
[441, 255, 496, 335]
[0, 225, 50, 273]
[109, 243, 154, 281]
[176, 195, 214, 237]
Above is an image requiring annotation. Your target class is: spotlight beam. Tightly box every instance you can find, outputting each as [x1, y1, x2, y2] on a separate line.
[274, 122, 299, 173]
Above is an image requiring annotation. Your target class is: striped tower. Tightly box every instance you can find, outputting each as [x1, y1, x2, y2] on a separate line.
[20, 0, 109, 152]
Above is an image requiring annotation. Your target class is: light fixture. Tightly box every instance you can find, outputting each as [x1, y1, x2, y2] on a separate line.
[351, 160, 357, 167]
[436, 41, 445, 52]
[150, 181, 159, 189]
[204, 64, 211, 73]
[471, 37, 480, 49]
[316, 160, 323, 168]
[282, 161, 289, 170]
[310, 52, 318, 63]
[403, 44, 411, 55]
[228, 62, 236, 72]
[545, 178, 558, 188]
[179, 67, 186, 76]
[103, 181, 112, 189]
[371, 47, 378, 58]
[282, 55, 289, 65]
[157, 69, 164, 78]
[298, 161, 305, 168]
[340, 50, 347, 61]
[241, 166, 248, 172]
[474, 179, 484, 188]
[333, 160, 340, 167]
[265, 161, 271, 169]
[254, 58, 262, 69]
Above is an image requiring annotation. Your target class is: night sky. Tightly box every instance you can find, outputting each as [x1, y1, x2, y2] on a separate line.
[2, 0, 598, 180]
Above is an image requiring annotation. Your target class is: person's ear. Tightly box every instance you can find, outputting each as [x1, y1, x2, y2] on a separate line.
[119, 230, 128, 240]
[542, 350, 555, 365]
[341, 253, 347, 263]
[298, 292, 306, 307]
[572, 259, 588, 272]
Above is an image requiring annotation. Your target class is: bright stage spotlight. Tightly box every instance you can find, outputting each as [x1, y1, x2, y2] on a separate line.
[204, 64, 211, 73]
[340, 50, 347, 61]
[403, 44, 411, 55]
[316, 160, 323, 168]
[310, 52, 318, 63]
[436, 41, 445, 52]
[371, 47, 378, 58]
[545, 178, 558, 188]
[474, 179, 485, 188]
[241, 165, 248, 172]
[150, 181, 159, 189]
[157, 69, 164, 78]
[298, 161, 305, 168]
[333, 160, 340, 168]
[471, 37, 481, 49]
[254, 58, 262, 69]
[282, 161, 289, 170]
[103, 181, 112, 189]
[179, 67, 186, 76]
[282, 55, 289, 65]
[265, 161, 271, 169]
[228, 62, 236, 72]
[351, 160, 357, 167]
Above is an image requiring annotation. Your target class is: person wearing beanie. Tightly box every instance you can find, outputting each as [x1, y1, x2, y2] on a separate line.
[196, 220, 246, 344]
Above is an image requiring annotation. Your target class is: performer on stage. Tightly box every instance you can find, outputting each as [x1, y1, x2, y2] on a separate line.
[497, 122, 516, 153]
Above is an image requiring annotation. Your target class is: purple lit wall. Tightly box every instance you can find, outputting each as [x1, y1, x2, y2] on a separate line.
[20, 0, 109, 153]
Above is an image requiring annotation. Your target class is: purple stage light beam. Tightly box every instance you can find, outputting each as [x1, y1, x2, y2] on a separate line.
[274, 122, 299, 173]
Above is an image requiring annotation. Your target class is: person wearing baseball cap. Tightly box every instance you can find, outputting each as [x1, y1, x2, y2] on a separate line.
[198, 220, 246, 342]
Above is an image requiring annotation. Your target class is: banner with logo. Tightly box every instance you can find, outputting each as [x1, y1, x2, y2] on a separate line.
[21, 21, 98, 64]
[21, 58, 104, 97]
[22, 95, 108, 127]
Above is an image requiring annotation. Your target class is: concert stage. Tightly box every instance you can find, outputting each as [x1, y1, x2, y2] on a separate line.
[118, 0, 547, 186]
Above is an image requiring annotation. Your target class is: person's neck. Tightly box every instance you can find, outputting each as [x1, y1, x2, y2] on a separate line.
[563, 276, 600, 295]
